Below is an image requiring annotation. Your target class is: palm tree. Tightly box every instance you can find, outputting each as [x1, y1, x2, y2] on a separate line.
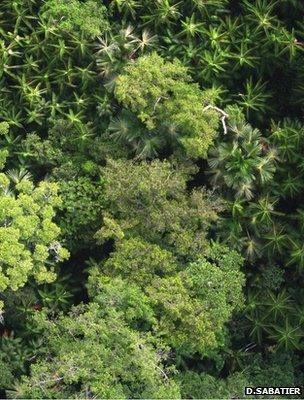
[236, 78, 272, 118]
[263, 290, 293, 321]
[268, 319, 303, 351]
[6, 167, 32, 184]
[245, 311, 269, 345]
[208, 117, 276, 200]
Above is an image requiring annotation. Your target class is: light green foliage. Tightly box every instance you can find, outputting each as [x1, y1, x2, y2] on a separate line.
[41, 0, 108, 37]
[97, 159, 224, 256]
[0, 149, 8, 171]
[101, 237, 177, 286]
[0, 122, 9, 135]
[13, 303, 180, 399]
[115, 53, 220, 158]
[147, 245, 245, 354]
[88, 242, 245, 356]
[88, 274, 157, 330]
[115, 53, 189, 129]
[0, 173, 69, 300]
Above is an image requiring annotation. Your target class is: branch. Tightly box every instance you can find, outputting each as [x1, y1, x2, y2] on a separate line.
[155, 365, 169, 381]
[153, 96, 168, 112]
[203, 104, 229, 135]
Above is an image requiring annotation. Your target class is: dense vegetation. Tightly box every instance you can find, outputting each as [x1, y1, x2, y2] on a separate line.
[0, 0, 304, 398]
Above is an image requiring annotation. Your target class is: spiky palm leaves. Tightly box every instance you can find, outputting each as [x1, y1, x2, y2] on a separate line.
[108, 110, 173, 159]
[208, 116, 276, 201]
[95, 25, 157, 90]
[209, 112, 304, 351]
[208, 112, 304, 272]
[243, 289, 304, 350]
[107, 0, 304, 124]
[210, 117, 275, 261]
[0, 0, 103, 136]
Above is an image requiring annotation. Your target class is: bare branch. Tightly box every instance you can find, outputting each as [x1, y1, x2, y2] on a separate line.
[153, 96, 168, 112]
[203, 104, 229, 135]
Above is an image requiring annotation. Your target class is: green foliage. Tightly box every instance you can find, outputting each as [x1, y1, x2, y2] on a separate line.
[246, 352, 298, 389]
[0, 121, 13, 170]
[41, 0, 108, 37]
[208, 106, 277, 200]
[93, 158, 244, 357]
[21, 120, 103, 179]
[97, 158, 224, 256]
[0, 334, 30, 378]
[179, 371, 250, 399]
[100, 237, 177, 286]
[146, 248, 245, 355]
[0, 358, 14, 390]
[57, 177, 104, 250]
[12, 303, 180, 399]
[1, 0, 304, 397]
[88, 241, 245, 356]
[37, 274, 75, 314]
[115, 53, 220, 158]
[0, 0, 104, 139]
[0, 173, 69, 303]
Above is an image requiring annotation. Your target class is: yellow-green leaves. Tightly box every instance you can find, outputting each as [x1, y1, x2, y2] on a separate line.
[100, 159, 224, 257]
[115, 53, 220, 158]
[15, 303, 180, 399]
[0, 175, 69, 302]
[87, 241, 245, 357]
[41, 0, 108, 37]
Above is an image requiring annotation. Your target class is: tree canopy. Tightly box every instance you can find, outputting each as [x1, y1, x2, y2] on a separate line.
[1, 0, 304, 398]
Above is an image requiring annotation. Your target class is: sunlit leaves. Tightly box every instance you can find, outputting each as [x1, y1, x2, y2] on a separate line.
[242, 0, 277, 32]
[0, 171, 69, 299]
[40, 0, 109, 37]
[115, 53, 220, 158]
[180, 14, 203, 38]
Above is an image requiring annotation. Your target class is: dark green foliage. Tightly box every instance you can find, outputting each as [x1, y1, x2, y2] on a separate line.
[57, 177, 104, 250]
[179, 371, 249, 399]
[246, 352, 298, 390]
[208, 106, 277, 200]
[0, 335, 27, 389]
